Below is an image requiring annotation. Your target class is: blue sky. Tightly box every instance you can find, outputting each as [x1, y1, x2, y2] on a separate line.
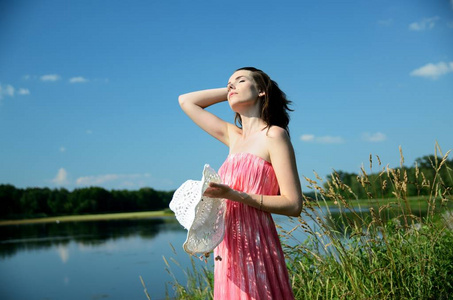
[1, 0, 452, 192]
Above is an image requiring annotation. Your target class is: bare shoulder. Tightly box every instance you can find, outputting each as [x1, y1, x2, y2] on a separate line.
[266, 126, 294, 159]
[266, 126, 290, 143]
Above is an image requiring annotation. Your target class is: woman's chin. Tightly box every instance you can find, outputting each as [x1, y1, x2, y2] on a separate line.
[228, 100, 257, 113]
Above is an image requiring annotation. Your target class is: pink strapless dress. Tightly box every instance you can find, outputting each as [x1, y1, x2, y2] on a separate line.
[214, 152, 294, 300]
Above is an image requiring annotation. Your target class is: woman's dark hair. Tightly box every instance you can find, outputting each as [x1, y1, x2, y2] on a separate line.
[234, 67, 293, 135]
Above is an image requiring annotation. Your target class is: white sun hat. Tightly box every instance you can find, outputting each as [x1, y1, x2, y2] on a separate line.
[169, 164, 226, 255]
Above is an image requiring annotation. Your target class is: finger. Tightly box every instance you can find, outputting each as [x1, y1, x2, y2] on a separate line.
[204, 187, 217, 195]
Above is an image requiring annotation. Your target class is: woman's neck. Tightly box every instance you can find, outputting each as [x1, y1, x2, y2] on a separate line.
[240, 116, 266, 139]
[236, 100, 266, 138]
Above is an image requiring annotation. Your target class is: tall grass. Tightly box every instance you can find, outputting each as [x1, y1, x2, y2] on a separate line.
[163, 243, 214, 300]
[164, 145, 453, 299]
[284, 144, 453, 299]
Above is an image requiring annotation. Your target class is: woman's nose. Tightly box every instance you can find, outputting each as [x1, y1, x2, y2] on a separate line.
[227, 83, 235, 90]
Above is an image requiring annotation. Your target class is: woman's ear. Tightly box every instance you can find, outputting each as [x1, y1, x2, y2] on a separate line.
[259, 91, 266, 97]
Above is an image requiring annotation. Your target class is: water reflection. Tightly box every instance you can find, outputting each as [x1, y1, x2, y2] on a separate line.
[0, 217, 190, 300]
[0, 217, 183, 258]
[56, 244, 69, 263]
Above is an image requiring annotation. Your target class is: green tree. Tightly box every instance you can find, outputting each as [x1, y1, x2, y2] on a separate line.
[20, 188, 51, 216]
[0, 184, 23, 218]
[47, 188, 69, 215]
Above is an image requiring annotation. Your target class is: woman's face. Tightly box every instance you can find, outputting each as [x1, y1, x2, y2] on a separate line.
[227, 70, 263, 111]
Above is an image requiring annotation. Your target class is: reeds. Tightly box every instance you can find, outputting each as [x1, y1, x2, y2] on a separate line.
[163, 243, 214, 300]
[283, 144, 453, 299]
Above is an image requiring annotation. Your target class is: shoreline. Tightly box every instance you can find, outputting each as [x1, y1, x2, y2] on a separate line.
[0, 210, 175, 226]
[2, 196, 450, 226]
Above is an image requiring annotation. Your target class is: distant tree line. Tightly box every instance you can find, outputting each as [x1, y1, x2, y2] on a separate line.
[323, 155, 453, 200]
[0, 185, 174, 220]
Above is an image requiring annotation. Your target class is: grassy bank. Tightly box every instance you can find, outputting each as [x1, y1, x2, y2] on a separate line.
[0, 210, 175, 226]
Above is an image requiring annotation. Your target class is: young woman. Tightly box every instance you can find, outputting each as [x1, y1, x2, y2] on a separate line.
[178, 67, 303, 299]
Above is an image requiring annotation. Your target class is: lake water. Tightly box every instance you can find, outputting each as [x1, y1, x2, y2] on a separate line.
[1, 201, 440, 300]
[0, 215, 308, 300]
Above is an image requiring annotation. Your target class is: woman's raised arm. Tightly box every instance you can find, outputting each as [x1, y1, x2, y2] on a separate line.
[178, 87, 234, 146]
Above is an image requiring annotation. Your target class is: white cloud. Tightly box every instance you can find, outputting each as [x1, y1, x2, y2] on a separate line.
[0, 84, 15, 99]
[0, 84, 31, 104]
[40, 74, 61, 82]
[86, 129, 93, 134]
[378, 19, 393, 27]
[76, 173, 151, 187]
[409, 16, 440, 31]
[300, 134, 315, 142]
[59, 146, 66, 152]
[69, 76, 88, 83]
[300, 134, 344, 144]
[410, 61, 453, 79]
[52, 168, 69, 185]
[362, 132, 387, 142]
[77, 174, 119, 186]
[18, 88, 30, 95]
[23, 75, 40, 81]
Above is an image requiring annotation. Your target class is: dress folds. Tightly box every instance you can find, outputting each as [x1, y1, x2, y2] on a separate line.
[214, 152, 294, 300]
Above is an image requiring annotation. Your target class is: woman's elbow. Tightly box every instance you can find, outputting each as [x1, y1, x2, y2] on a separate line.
[289, 198, 303, 217]
[178, 94, 187, 107]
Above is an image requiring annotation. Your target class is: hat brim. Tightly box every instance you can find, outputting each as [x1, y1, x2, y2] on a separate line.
[170, 164, 226, 255]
